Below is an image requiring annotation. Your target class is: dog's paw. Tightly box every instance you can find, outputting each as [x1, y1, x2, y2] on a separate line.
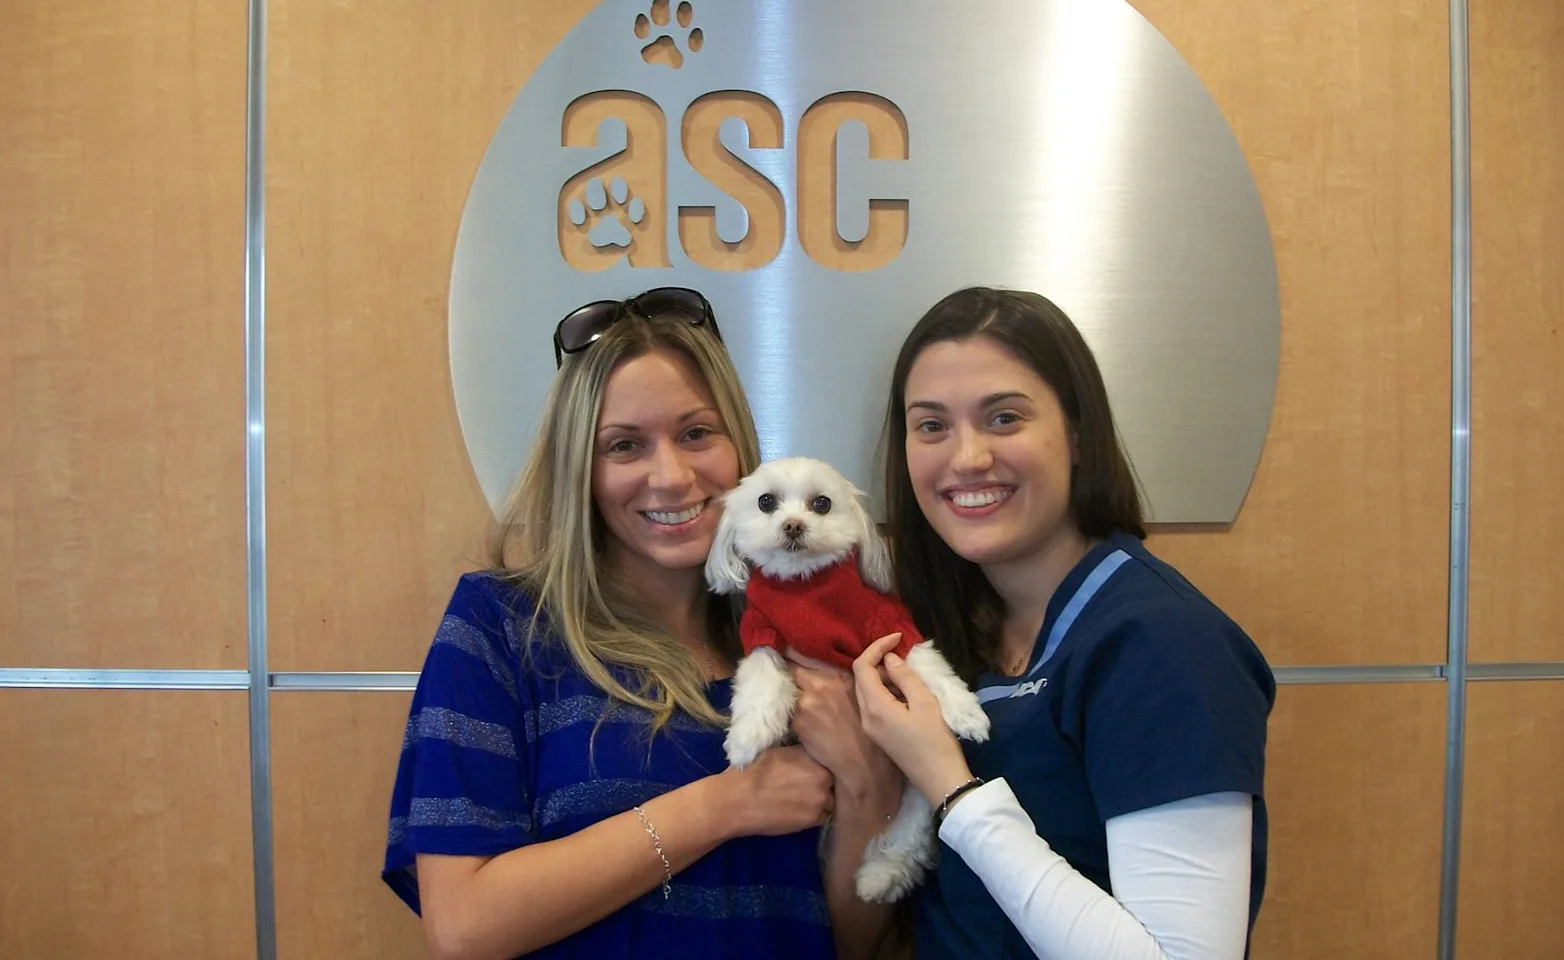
[724, 713, 783, 769]
[854, 789, 936, 902]
[724, 735, 762, 769]
[726, 647, 796, 767]
[941, 694, 991, 743]
[905, 642, 992, 742]
[855, 855, 925, 904]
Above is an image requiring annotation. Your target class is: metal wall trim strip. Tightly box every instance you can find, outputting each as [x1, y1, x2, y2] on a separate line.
[6, 662, 1559, 694]
[1469, 662, 1564, 682]
[1274, 664, 1445, 685]
[0, 669, 251, 690]
[243, 0, 276, 953]
[270, 672, 421, 691]
[1438, 0, 1474, 955]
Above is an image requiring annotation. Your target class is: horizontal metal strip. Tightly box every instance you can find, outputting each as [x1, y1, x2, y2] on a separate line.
[269, 672, 419, 691]
[1468, 662, 1564, 682]
[1274, 664, 1446, 684]
[0, 669, 251, 689]
[5, 664, 1562, 691]
[0, 670, 414, 690]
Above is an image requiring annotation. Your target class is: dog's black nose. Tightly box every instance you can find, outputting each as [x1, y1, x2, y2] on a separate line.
[782, 519, 805, 539]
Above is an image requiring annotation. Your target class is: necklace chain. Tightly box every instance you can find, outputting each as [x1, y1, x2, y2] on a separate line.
[694, 641, 717, 679]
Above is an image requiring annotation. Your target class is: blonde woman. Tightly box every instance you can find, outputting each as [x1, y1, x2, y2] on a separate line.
[383, 288, 903, 960]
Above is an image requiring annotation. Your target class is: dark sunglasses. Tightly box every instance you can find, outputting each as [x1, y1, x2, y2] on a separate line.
[552, 287, 722, 367]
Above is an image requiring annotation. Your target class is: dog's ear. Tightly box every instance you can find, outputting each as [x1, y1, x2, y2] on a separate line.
[849, 489, 895, 593]
[704, 492, 751, 595]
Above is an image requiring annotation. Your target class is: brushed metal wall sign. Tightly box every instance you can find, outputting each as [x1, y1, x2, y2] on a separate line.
[449, 0, 1280, 522]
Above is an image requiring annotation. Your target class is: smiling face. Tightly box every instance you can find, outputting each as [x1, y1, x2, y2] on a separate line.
[903, 335, 1082, 573]
[591, 348, 741, 593]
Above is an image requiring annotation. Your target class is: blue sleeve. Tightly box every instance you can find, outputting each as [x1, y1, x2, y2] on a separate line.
[1078, 610, 1274, 823]
[382, 574, 537, 914]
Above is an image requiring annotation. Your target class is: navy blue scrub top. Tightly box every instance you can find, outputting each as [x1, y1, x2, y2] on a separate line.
[916, 532, 1275, 959]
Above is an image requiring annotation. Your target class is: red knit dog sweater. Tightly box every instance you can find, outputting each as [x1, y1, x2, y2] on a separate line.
[740, 555, 922, 671]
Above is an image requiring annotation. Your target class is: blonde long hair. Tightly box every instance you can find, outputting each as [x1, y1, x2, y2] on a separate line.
[488, 306, 761, 731]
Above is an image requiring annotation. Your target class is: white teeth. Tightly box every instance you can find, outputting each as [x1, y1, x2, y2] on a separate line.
[951, 489, 1011, 508]
[644, 502, 705, 525]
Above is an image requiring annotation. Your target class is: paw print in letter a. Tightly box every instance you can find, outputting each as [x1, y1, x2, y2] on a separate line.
[635, 0, 703, 69]
[567, 176, 647, 250]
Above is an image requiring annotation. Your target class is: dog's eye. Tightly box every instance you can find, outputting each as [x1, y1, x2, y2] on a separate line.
[758, 493, 778, 513]
[810, 496, 832, 514]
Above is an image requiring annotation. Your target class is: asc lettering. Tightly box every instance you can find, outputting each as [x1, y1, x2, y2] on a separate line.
[557, 90, 908, 273]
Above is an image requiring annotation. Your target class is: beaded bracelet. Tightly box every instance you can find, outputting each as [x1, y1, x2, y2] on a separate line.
[633, 804, 673, 900]
[935, 776, 986, 825]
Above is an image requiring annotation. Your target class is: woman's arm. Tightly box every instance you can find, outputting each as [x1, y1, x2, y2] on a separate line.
[938, 781, 1253, 960]
[416, 746, 832, 960]
[787, 655, 905, 960]
[820, 786, 903, 960]
[852, 635, 1253, 960]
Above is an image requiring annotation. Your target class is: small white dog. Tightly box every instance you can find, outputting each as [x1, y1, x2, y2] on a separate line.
[705, 456, 990, 903]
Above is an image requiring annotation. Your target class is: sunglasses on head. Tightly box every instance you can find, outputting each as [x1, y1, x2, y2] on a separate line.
[552, 287, 722, 367]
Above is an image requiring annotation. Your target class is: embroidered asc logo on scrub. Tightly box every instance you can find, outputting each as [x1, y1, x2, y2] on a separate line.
[1010, 679, 1049, 699]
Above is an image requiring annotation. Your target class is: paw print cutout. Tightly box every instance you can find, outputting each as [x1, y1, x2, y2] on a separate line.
[567, 176, 647, 249]
[634, 0, 703, 70]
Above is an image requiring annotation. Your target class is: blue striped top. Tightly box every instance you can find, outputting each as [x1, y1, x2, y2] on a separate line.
[383, 573, 835, 959]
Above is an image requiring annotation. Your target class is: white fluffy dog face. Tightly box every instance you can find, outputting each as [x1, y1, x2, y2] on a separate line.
[705, 457, 894, 594]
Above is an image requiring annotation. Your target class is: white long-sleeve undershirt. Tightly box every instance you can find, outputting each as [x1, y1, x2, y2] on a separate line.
[937, 779, 1254, 960]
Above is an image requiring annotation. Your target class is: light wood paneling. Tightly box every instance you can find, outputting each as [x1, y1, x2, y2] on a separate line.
[272, 691, 428, 960]
[1252, 683, 1446, 960]
[1458, 681, 1564, 957]
[0, 0, 248, 668]
[263, 2, 607, 671]
[0, 690, 255, 958]
[1130, 0, 1451, 666]
[1469, 0, 1564, 662]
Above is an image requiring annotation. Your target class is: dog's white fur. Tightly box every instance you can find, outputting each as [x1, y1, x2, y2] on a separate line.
[706, 456, 894, 595]
[706, 457, 990, 902]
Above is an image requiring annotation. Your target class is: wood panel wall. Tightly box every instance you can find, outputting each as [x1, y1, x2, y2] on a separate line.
[1133, 0, 1452, 669]
[1458, 681, 1564, 957]
[1253, 684, 1447, 960]
[1469, 0, 1564, 664]
[262, 0, 555, 674]
[3, 0, 1559, 957]
[1459, 0, 1564, 946]
[1, 0, 248, 669]
[0, 691, 256, 958]
[1, 2, 255, 955]
[271, 692, 426, 960]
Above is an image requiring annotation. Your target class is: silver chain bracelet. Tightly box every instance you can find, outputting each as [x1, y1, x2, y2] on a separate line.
[633, 804, 673, 900]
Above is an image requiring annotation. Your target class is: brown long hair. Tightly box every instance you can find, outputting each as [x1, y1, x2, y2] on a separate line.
[879, 287, 1145, 682]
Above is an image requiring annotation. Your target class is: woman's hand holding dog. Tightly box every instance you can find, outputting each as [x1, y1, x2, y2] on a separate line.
[788, 646, 908, 959]
[786, 650, 905, 826]
[716, 745, 834, 837]
[853, 633, 977, 810]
